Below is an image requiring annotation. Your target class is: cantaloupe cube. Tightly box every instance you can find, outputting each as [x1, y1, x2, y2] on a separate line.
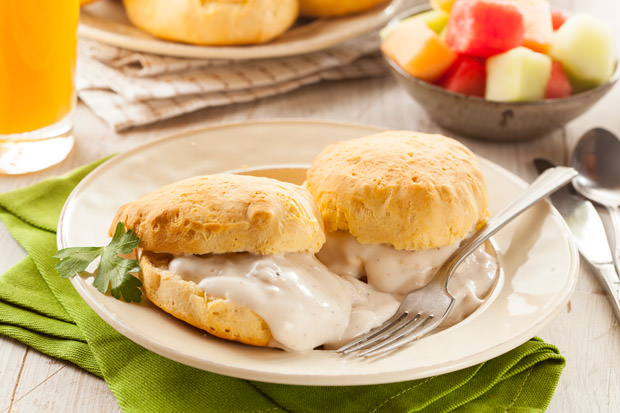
[545, 61, 572, 99]
[445, 0, 525, 58]
[431, 0, 454, 14]
[437, 55, 486, 97]
[550, 14, 615, 91]
[504, 0, 553, 53]
[382, 19, 457, 82]
[486, 47, 551, 101]
[380, 9, 449, 39]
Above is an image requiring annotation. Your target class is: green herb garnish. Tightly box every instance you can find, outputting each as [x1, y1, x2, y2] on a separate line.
[55, 222, 142, 302]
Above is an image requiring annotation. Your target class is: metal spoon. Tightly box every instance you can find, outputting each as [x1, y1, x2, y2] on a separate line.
[571, 128, 620, 276]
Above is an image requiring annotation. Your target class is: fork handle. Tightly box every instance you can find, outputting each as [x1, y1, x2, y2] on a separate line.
[443, 166, 578, 275]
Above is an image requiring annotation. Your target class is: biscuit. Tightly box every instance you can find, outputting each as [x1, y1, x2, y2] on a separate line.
[299, 0, 388, 17]
[305, 131, 489, 250]
[140, 251, 272, 346]
[111, 174, 325, 255]
[123, 0, 298, 45]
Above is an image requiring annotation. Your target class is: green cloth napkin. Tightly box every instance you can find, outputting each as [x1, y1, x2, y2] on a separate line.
[0, 160, 566, 413]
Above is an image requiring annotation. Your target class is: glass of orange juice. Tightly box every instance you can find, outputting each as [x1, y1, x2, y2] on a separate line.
[0, 0, 79, 175]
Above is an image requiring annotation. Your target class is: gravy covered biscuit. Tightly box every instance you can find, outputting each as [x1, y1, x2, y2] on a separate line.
[122, 0, 298, 45]
[111, 174, 398, 351]
[306, 131, 497, 324]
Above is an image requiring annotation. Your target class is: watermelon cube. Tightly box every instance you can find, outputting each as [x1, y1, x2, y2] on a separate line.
[486, 47, 552, 101]
[445, 0, 525, 58]
[545, 61, 572, 99]
[437, 56, 486, 97]
[551, 10, 568, 31]
[382, 19, 457, 82]
[550, 14, 615, 91]
[431, 0, 454, 14]
[504, 0, 553, 53]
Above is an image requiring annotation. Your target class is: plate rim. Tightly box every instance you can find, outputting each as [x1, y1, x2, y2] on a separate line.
[78, 0, 404, 60]
[57, 119, 579, 385]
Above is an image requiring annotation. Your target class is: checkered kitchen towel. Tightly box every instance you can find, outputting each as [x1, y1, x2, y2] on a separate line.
[76, 35, 388, 131]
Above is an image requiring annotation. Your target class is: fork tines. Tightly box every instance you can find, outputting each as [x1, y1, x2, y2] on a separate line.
[337, 310, 436, 358]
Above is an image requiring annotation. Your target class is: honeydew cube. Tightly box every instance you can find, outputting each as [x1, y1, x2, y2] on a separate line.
[486, 47, 551, 101]
[438, 25, 447, 42]
[431, 0, 454, 14]
[550, 14, 615, 91]
[445, 0, 525, 58]
[504, 0, 553, 53]
[417, 9, 450, 34]
[382, 19, 457, 82]
[380, 9, 449, 39]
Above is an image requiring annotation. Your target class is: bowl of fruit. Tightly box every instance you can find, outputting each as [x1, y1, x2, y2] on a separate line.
[381, 0, 618, 141]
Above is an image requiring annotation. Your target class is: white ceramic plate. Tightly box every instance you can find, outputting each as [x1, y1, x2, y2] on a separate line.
[79, 0, 404, 59]
[57, 120, 578, 385]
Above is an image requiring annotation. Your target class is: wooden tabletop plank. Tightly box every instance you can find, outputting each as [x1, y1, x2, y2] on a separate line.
[0, 337, 27, 412]
[11, 349, 120, 413]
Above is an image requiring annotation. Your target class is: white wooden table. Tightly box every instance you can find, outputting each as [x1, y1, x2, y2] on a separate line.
[2, 0, 620, 410]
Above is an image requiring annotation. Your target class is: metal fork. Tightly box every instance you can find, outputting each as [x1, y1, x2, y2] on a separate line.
[337, 166, 578, 358]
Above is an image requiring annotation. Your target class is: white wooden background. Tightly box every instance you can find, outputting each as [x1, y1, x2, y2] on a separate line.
[1, 0, 619, 411]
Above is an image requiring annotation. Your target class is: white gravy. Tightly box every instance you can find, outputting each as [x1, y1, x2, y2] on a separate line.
[442, 247, 498, 325]
[317, 232, 498, 326]
[317, 231, 461, 293]
[168, 253, 399, 351]
[168, 232, 498, 352]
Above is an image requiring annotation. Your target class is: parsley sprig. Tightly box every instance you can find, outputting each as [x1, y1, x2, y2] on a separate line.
[55, 222, 143, 302]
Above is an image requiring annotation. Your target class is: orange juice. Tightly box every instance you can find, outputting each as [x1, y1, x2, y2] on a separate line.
[0, 0, 79, 135]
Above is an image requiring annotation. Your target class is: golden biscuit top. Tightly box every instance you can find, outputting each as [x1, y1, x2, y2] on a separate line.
[305, 131, 489, 250]
[123, 0, 298, 46]
[299, 0, 388, 17]
[111, 174, 325, 255]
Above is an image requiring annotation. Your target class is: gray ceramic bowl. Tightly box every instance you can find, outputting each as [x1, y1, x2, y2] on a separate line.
[382, 6, 619, 141]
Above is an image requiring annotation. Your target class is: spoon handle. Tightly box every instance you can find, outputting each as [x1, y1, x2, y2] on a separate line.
[606, 205, 620, 277]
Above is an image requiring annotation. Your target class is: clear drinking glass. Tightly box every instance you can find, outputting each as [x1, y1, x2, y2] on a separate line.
[0, 0, 79, 175]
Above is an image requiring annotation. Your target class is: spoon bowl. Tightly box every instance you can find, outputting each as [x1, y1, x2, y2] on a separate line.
[572, 128, 620, 205]
[571, 127, 620, 274]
